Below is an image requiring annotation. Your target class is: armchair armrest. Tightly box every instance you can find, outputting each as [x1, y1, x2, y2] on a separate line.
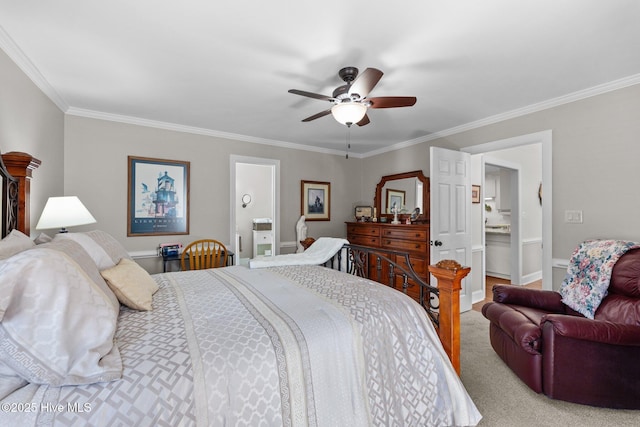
[492, 285, 566, 313]
[542, 314, 640, 346]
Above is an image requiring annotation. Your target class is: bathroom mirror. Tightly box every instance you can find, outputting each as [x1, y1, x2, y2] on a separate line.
[374, 170, 429, 222]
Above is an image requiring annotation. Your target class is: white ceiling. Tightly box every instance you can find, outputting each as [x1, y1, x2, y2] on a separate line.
[1, 1, 640, 156]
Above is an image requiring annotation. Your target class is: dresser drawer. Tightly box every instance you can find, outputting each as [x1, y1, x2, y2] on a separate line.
[381, 227, 428, 242]
[395, 255, 428, 276]
[382, 238, 428, 254]
[348, 234, 380, 247]
[347, 224, 380, 237]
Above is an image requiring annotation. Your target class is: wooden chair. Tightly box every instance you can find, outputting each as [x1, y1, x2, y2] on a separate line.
[180, 239, 228, 270]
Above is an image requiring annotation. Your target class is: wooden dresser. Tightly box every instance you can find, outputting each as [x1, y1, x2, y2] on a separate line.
[346, 222, 430, 303]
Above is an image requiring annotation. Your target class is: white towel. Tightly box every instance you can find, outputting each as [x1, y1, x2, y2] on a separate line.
[249, 237, 349, 269]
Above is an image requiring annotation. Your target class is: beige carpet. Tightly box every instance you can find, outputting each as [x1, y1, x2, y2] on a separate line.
[459, 309, 639, 426]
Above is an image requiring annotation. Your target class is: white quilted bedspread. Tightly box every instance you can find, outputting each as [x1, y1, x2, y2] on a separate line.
[1, 265, 480, 427]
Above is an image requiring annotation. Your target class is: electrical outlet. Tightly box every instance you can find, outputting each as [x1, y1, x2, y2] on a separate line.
[564, 210, 583, 224]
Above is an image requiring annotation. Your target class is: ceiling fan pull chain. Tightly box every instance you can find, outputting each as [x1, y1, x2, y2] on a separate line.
[345, 125, 351, 159]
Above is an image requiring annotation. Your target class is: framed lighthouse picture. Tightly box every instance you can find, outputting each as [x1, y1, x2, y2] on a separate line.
[127, 156, 190, 236]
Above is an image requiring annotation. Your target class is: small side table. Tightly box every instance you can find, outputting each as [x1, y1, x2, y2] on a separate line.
[162, 253, 181, 272]
[162, 250, 235, 272]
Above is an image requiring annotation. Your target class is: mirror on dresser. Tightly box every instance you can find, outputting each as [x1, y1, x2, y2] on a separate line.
[374, 170, 429, 223]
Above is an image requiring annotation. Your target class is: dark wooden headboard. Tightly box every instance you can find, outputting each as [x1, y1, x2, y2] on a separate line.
[0, 153, 19, 238]
[0, 151, 41, 238]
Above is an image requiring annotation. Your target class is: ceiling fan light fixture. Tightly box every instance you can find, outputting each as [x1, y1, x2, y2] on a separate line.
[331, 102, 367, 126]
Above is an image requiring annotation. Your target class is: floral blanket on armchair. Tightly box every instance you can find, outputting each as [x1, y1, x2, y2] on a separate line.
[560, 239, 640, 319]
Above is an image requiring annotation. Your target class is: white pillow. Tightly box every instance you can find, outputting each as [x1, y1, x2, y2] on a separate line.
[0, 247, 122, 386]
[54, 233, 116, 270]
[0, 229, 34, 260]
[84, 229, 132, 263]
[54, 230, 131, 269]
[33, 232, 53, 244]
[101, 259, 159, 311]
[41, 239, 120, 310]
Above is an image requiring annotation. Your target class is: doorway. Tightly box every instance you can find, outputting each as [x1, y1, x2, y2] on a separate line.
[483, 159, 521, 285]
[230, 155, 280, 265]
[463, 130, 552, 293]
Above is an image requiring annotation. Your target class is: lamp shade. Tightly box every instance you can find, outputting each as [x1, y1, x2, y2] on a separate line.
[36, 196, 96, 232]
[331, 102, 367, 125]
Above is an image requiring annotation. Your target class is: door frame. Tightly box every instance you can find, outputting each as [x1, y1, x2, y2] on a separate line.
[230, 155, 280, 263]
[483, 158, 522, 285]
[463, 130, 552, 290]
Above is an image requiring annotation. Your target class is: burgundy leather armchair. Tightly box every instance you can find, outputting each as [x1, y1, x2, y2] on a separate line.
[482, 248, 640, 409]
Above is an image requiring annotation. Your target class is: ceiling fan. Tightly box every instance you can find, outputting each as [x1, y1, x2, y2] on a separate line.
[288, 67, 417, 127]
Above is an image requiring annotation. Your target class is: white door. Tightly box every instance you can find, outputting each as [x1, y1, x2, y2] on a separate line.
[430, 147, 473, 312]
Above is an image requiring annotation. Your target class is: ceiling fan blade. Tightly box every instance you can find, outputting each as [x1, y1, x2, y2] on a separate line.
[301, 109, 332, 122]
[348, 68, 383, 98]
[288, 89, 333, 101]
[368, 96, 417, 109]
[356, 114, 370, 127]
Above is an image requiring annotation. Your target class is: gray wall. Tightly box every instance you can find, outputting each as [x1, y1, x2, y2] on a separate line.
[0, 48, 64, 228]
[63, 115, 362, 272]
[364, 84, 640, 288]
[442, 85, 640, 257]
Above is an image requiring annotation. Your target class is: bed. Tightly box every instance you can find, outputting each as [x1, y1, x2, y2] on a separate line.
[0, 151, 481, 426]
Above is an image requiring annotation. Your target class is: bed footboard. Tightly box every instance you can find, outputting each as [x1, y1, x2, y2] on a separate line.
[325, 244, 469, 374]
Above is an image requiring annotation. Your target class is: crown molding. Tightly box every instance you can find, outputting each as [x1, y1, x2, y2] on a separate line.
[363, 73, 640, 158]
[0, 24, 68, 111]
[66, 107, 364, 159]
[65, 69, 640, 159]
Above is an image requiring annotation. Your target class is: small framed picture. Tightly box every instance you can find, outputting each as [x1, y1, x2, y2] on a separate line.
[127, 156, 190, 236]
[301, 180, 330, 221]
[355, 206, 373, 219]
[472, 185, 481, 203]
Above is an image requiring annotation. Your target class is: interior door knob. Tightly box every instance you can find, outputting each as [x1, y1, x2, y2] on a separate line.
[431, 240, 443, 247]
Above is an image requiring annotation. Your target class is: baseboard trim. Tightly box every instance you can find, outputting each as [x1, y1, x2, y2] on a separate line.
[522, 271, 542, 285]
[472, 289, 486, 304]
[552, 258, 569, 269]
[129, 250, 158, 259]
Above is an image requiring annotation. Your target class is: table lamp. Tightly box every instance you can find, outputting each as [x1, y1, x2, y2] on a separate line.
[36, 196, 96, 233]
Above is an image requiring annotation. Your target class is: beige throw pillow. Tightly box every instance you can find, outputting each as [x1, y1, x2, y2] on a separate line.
[101, 259, 159, 311]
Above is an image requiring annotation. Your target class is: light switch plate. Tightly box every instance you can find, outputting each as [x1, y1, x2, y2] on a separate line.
[565, 210, 583, 224]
